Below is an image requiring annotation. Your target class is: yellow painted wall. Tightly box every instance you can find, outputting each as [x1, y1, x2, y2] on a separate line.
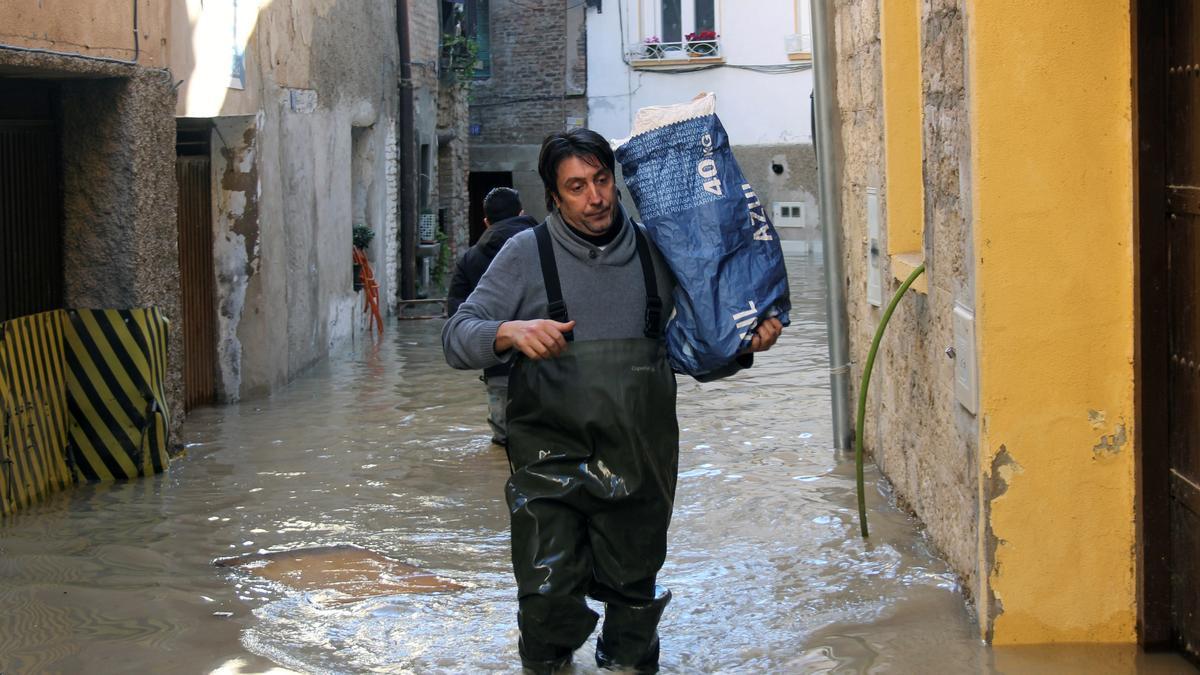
[2, 0, 170, 67]
[968, 1, 1136, 643]
[881, 0, 923, 257]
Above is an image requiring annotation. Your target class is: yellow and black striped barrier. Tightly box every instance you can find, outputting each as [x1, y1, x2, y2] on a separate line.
[64, 309, 170, 482]
[0, 311, 73, 515]
[0, 308, 170, 517]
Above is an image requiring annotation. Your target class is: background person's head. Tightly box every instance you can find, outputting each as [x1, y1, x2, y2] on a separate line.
[537, 128, 617, 235]
[482, 187, 523, 227]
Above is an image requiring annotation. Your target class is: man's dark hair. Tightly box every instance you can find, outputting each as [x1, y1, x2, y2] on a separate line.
[483, 187, 522, 223]
[537, 128, 616, 211]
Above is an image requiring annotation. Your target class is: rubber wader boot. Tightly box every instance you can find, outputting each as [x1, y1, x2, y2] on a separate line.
[595, 586, 672, 673]
[519, 636, 574, 675]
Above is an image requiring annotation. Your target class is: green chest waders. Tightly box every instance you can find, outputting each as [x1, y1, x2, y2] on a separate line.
[505, 224, 678, 674]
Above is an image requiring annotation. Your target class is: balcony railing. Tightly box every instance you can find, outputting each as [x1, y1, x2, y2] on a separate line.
[633, 39, 722, 62]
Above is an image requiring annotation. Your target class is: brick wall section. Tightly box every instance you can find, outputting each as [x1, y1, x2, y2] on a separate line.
[410, 0, 442, 91]
[470, 0, 587, 146]
[836, 0, 979, 597]
[438, 85, 472, 257]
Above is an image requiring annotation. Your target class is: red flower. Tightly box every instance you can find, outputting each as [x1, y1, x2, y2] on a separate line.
[685, 30, 719, 42]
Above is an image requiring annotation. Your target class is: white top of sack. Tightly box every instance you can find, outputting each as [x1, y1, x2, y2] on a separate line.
[610, 92, 717, 149]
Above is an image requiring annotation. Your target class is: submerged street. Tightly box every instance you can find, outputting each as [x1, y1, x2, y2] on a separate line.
[0, 254, 1191, 674]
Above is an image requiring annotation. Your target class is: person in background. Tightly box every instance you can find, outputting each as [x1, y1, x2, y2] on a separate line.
[447, 187, 538, 447]
[442, 129, 782, 673]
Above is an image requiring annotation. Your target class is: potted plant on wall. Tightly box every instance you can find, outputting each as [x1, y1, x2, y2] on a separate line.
[352, 224, 374, 291]
[685, 30, 719, 57]
[643, 36, 663, 59]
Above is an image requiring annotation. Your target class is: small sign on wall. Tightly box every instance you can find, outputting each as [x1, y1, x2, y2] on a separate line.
[287, 89, 318, 114]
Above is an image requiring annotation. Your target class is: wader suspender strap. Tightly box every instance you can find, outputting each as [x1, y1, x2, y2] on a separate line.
[534, 224, 574, 342]
[533, 222, 662, 341]
[632, 226, 662, 340]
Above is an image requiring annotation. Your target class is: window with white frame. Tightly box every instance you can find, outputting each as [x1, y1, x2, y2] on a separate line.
[640, 0, 720, 59]
[788, 0, 813, 58]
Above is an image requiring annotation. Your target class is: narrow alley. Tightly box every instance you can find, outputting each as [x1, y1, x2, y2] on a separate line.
[0, 254, 926, 672]
[0, 254, 1186, 673]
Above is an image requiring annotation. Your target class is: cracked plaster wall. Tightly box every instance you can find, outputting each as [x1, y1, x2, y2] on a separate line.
[176, 0, 401, 400]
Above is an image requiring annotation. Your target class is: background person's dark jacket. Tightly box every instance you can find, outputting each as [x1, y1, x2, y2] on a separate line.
[447, 214, 538, 378]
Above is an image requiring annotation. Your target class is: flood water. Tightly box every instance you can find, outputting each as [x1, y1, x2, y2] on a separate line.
[1, 253, 1194, 674]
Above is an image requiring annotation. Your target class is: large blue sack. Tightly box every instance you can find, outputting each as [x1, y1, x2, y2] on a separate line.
[614, 93, 791, 376]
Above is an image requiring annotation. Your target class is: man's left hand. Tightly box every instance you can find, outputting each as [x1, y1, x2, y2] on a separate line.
[747, 317, 783, 353]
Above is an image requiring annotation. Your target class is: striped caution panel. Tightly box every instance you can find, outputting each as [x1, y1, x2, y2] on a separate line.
[0, 310, 73, 517]
[64, 309, 171, 482]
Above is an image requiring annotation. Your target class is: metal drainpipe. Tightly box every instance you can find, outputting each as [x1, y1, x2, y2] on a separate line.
[397, 0, 417, 300]
[810, 0, 853, 450]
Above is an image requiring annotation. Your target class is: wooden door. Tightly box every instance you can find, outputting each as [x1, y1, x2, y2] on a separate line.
[1166, 0, 1200, 659]
[175, 155, 217, 410]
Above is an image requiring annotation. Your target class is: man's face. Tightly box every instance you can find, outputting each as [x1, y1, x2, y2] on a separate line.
[552, 155, 616, 236]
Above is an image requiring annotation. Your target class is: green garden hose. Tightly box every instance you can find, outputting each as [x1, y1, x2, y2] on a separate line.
[854, 264, 926, 538]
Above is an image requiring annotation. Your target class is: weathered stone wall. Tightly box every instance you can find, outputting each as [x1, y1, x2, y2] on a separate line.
[836, 0, 979, 595]
[438, 85, 472, 259]
[191, 0, 402, 399]
[0, 49, 183, 438]
[410, 0, 442, 93]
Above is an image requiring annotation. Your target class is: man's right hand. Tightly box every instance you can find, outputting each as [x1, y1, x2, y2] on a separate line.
[494, 320, 576, 360]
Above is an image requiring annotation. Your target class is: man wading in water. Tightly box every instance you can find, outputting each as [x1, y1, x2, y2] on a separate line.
[442, 128, 783, 674]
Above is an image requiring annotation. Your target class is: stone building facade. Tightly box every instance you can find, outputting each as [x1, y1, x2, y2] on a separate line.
[467, 0, 589, 234]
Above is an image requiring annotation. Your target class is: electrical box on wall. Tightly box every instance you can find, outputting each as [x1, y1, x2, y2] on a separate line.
[953, 303, 978, 415]
[772, 202, 806, 227]
[866, 187, 882, 307]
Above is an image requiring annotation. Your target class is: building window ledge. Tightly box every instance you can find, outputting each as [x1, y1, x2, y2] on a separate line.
[631, 56, 725, 69]
[891, 251, 928, 294]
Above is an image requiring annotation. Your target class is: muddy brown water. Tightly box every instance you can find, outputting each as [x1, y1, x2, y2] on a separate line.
[0, 254, 1194, 673]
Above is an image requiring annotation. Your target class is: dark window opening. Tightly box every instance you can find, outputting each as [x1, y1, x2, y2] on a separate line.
[662, 0, 682, 43]
[694, 0, 715, 32]
[465, 0, 491, 79]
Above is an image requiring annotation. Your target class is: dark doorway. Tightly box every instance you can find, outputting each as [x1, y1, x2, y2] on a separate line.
[0, 80, 62, 323]
[468, 171, 513, 246]
[1137, 0, 1200, 662]
[176, 119, 217, 410]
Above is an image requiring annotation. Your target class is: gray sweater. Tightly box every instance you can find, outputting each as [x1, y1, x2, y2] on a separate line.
[441, 204, 749, 380]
